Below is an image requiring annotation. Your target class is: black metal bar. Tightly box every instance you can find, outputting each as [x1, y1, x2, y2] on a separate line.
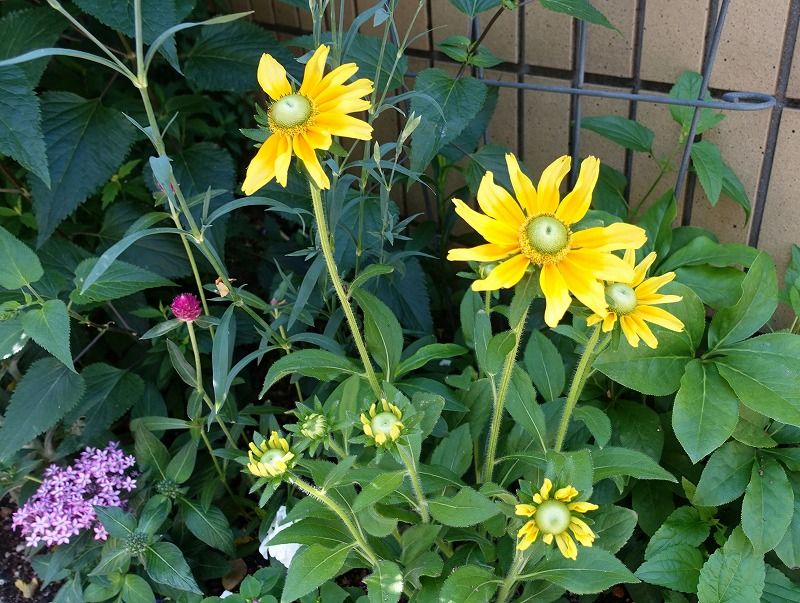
[517, 4, 526, 159]
[569, 19, 587, 186]
[624, 0, 647, 199]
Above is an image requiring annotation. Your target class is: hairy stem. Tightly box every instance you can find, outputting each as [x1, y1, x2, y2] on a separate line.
[397, 443, 430, 523]
[495, 547, 528, 603]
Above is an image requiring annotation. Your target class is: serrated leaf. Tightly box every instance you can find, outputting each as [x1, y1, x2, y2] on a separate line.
[0, 8, 67, 87]
[437, 565, 498, 602]
[636, 544, 704, 593]
[693, 441, 754, 507]
[71, 257, 174, 304]
[22, 300, 73, 372]
[696, 528, 765, 603]
[365, 560, 403, 603]
[669, 71, 725, 134]
[352, 288, 403, 381]
[0, 224, 43, 289]
[353, 471, 405, 512]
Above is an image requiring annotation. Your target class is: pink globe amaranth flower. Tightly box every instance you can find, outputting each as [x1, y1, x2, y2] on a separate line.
[171, 293, 202, 322]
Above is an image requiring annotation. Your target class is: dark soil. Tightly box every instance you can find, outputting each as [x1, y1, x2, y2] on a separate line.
[0, 499, 62, 603]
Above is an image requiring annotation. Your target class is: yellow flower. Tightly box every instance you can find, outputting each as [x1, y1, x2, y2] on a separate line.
[515, 478, 598, 560]
[447, 154, 647, 326]
[587, 250, 685, 348]
[242, 45, 373, 193]
[360, 399, 405, 446]
[247, 431, 295, 478]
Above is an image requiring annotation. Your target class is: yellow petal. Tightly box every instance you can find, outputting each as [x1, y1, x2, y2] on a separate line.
[566, 249, 635, 283]
[242, 134, 281, 195]
[515, 504, 538, 517]
[506, 153, 538, 215]
[517, 521, 540, 550]
[273, 135, 293, 187]
[447, 243, 518, 263]
[543, 533, 554, 545]
[477, 171, 525, 224]
[302, 127, 333, 151]
[315, 76, 373, 110]
[629, 313, 658, 348]
[249, 442, 261, 456]
[570, 519, 595, 546]
[299, 45, 329, 96]
[540, 263, 573, 327]
[539, 478, 553, 500]
[556, 156, 600, 225]
[568, 501, 599, 513]
[635, 272, 676, 298]
[374, 432, 386, 445]
[571, 223, 647, 253]
[637, 293, 683, 305]
[619, 315, 640, 348]
[293, 133, 330, 189]
[472, 254, 530, 291]
[537, 155, 571, 215]
[452, 198, 519, 246]
[635, 305, 685, 332]
[257, 53, 292, 100]
[586, 313, 603, 327]
[632, 252, 658, 286]
[554, 485, 579, 503]
[557, 257, 608, 317]
[602, 312, 618, 332]
[309, 62, 359, 101]
[555, 532, 578, 560]
[314, 111, 373, 140]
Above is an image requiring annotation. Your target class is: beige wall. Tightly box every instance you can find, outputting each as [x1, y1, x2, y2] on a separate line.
[234, 0, 799, 302]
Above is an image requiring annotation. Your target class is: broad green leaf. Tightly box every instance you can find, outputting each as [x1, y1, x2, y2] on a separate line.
[260, 350, 360, 396]
[691, 141, 725, 205]
[592, 446, 676, 483]
[31, 92, 135, 245]
[658, 237, 758, 273]
[353, 471, 405, 512]
[0, 357, 85, 460]
[591, 505, 638, 554]
[121, 574, 155, 603]
[636, 545, 704, 593]
[71, 258, 174, 304]
[693, 441, 754, 507]
[708, 253, 777, 350]
[90, 544, 131, 576]
[137, 495, 171, 536]
[540, 0, 617, 30]
[638, 189, 676, 259]
[429, 487, 500, 527]
[365, 560, 403, 603]
[166, 340, 197, 388]
[574, 406, 612, 448]
[281, 543, 351, 603]
[675, 265, 744, 310]
[673, 360, 739, 463]
[352, 289, 403, 381]
[93, 506, 136, 538]
[438, 35, 502, 68]
[133, 427, 170, 480]
[0, 316, 27, 360]
[144, 541, 201, 594]
[0, 8, 67, 87]
[504, 366, 547, 453]
[484, 330, 515, 377]
[267, 516, 351, 549]
[581, 116, 654, 152]
[526, 547, 638, 594]
[140, 319, 183, 340]
[632, 481, 675, 537]
[608, 400, 664, 460]
[720, 160, 751, 218]
[741, 459, 793, 554]
[523, 330, 565, 402]
[762, 565, 800, 602]
[431, 424, 472, 478]
[465, 143, 518, 193]
[22, 299, 73, 371]
[182, 500, 235, 556]
[0, 225, 43, 289]
[165, 440, 197, 484]
[714, 334, 800, 427]
[350, 263, 394, 292]
[669, 71, 725, 135]
[775, 477, 800, 568]
[396, 343, 467, 378]
[696, 528, 765, 603]
[449, 0, 502, 16]
[645, 507, 711, 560]
[437, 565, 498, 603]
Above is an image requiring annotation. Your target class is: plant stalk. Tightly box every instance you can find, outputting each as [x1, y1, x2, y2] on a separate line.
[496, 547, 528, 603]
[397, 443, 430, 523]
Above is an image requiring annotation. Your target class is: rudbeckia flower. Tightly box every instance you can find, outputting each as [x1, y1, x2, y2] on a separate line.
[247, 431, 295, 479]
[360, 399, 405, 446]
[587, 250, 685, 348]
[242, 45, 373, 193]
[515, 478, 598, 560]
[447, 154, 647, 326]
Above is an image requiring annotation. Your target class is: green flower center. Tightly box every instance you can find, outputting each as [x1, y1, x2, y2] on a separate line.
[371, 412, 401, 436]
[535, 500, 571, 535]
[125, 532, 149, 555]
[605, 283, 637, 315]
[519, 216, 571, 264]
[270, 94, 313, 129]
[262, 449, 286, 465]
[301, 413, 328, 439]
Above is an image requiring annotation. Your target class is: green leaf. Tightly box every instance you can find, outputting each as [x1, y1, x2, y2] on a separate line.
[260, 350, 359, 396]
[352, 289, 403, 381]
[396, 343, 467, 378]
[281, 543, 351, 603]
[592, 446, 676, 483]
[659, 236, 758, 273]
[775, 476, 800, 568]
[365, 560, 403, 603]
[31, 92, 134, 245]
[636, 545, 704, 593]
[165, 440, 197, 484]
[212, 305, 236, 408]
[720, 160, 751, 218]
[121, 574, 155, 603]
[608, 400, 664, 460]
[0, 225, 43, 289]
[484, 330, 515, 377]
[741, 458, 793, 554]
[438, 35, 502, 68]
[691, 141, 725, 205]
[94, 506, 136, 538]
[0, 316, 26, 360]
[410, 69, 487, 172]
[708, 253, 777, 350]
[504, 366, 547, 453]
[675, 265, 744, 310]
[573, 406, 611, 448]
[645, 507, 711, 560]
[693, 441, 754, 507]
[22, 299, 73, 371]
[638, 189, 676, 259]
[350, 264, 394, 292]
[133, 427, 169, 480]
[762, 565, 800, 602]
[581, 116, 654, 152]
[714, 334, 800, 427]
[182, 500, 235, 556]
[353, 471, 405, 513]
[0, 357, 85, 460]
[449, 0, 502, 16]
[591, 505, 638, 554]
[523, 330, 565, 402]
[437, 565, 498, 603]
[696, 528, 765, 603]
[673, 360, 739, 463]
[429, 487, 500, 527]
[0, 8, 67, 87]
[540, 0, 618, 31]
[431, 424, 472, 478]
[528, 547, 638, 594]
[143, 543, 201, 595]
[137, 495, 171, 536]
[669, 71, 725, 135]
[71, 258, 174, 304]
[166, 340, 197, 388]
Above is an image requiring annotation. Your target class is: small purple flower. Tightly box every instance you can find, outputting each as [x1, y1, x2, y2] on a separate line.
[12, 442, 137, 548]
[171, 293, 202, 322]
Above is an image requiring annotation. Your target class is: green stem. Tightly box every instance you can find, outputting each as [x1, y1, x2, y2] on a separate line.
[309, 182, 383, 399]
[495, 547, 528, 603]
[289, 473, 379, 566]
[199, 428, 235, 498]
[397, 444, 430, 523]
[482, 306, 530, 483]
[327, 436, 348, 459]
[553, 325, 603, 452]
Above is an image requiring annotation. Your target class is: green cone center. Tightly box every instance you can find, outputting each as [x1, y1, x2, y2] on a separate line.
[605, 283, 637, 315]
[262, 449, 286, 465]
[526, 216, 569, 254]
[371, 412, 401, 435]
[270, 94, 312, 128]
[535, 500, 571, 535]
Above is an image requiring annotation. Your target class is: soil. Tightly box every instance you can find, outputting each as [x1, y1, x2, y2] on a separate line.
[0, 499, 63, 603]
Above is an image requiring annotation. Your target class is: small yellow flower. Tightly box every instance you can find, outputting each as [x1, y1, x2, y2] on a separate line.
[247, 431, 295, 478]
[242, 45, 373, 193]
[587, 250, 685, 349]
[447, 154, 647, 327]
[360, 399, 405, 446]
[515, 478, 598, 560]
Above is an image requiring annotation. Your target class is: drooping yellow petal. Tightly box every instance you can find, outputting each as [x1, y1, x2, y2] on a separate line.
[629, 313, 658, 348]
[554, 485, 579, 503]
[555, 532, 578, 560]
[314, 111, 373, 140]
[477, 171, 525, 224]
[539, 478, 553, 501]
[301, 127, 333, 151]
[619, 315, 640, 348]
[557, 257, 608, 317]
[566, 249, 634, 283]
[452, 199, 519, 246]
[515, 504, 538, 517]
[540, 263, 573, 327]
[293, 134, 330, 189]
[517, 521, 540, 551]
[636, 293, 683, 306]
[537, 156, 571, 215]
[472, 254, 530, 291]
[586, 314, 603, 327]
[632, 251, 658, 286]
[569, 518, 596, 546]
[242, 134, 280, 194]
[447, 243, 518, 262]
[571, 222, 647, 253]
[315, 76, 372, 109]
[272, 135, 293, 187]
[299, 45, 329, 96]
[568, 501, 599, 513]
[556, 156, 600, 225]
[257, 53, 292, 100]
[601, 312, 618, 332]
[505, 153, 538, 215]
[635, 305, 685, 332]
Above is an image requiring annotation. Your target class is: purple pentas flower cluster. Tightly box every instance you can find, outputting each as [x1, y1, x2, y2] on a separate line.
[12, 442, 137, 547]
